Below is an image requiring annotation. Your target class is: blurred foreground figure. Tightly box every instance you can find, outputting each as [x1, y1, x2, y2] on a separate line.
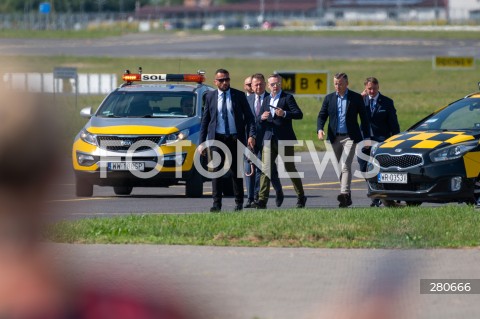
[0, 88, 196, 319]
[308, 253, 417, 319]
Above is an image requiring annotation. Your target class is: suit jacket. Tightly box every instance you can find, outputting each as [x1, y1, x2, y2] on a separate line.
[258, 91, 303, 143]
[199, 88, 255, 146]
[247, 92, 269, 151]
[365, 93, 400, 142]
[317, 89, 370, 144]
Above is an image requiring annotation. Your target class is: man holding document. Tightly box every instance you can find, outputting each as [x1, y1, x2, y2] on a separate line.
[252, 73, 307, 209]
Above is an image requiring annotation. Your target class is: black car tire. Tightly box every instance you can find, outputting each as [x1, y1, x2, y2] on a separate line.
[405, 201, 422, 207]
[114, 186, 133, 196]
[185, 169, 203, 198]
[76, 178, 93, 197]
[382, 199, 399, 207]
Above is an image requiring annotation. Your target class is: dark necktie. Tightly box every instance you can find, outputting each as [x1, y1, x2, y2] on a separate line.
[255, 95, 261, 116]
[370, 99, 375, 115]
[222, 92, 230, 135]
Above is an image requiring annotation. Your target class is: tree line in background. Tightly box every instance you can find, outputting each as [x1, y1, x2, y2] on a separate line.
[0, 0, 238, 13]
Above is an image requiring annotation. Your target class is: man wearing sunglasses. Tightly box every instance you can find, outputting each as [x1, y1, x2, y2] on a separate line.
[244, 76, 254, 96]
[198, 69, 256, 212]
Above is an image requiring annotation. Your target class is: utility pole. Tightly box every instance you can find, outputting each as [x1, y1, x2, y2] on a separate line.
[259, 0, 265, 23]
[396, 0, 402, 20]
[445, 0, 449, 23]
[95, 0, 107, 13]
[317, 0, 324, 18]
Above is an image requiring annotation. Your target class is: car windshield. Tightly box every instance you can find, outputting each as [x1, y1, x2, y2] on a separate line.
[412, 98, 480, 131]
[96, 91, 196, 118]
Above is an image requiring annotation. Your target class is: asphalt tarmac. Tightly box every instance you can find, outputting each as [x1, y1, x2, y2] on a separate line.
[50, 244, 480, 319]
[1, 32, 479, 59]
[48, 152, 381, 221]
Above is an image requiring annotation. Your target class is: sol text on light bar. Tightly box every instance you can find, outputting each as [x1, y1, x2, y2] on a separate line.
[122, 73, 205, 84]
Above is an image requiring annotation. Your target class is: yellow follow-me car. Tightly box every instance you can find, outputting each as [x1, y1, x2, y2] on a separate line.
[72, 69, 231, 197]
[368, 85, 480, 206]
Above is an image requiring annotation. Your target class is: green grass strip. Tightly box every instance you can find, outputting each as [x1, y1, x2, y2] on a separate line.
[45, 206, 480, 248]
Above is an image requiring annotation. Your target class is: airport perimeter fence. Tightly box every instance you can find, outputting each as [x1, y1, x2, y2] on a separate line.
[2, 72, 117, 95]
[0, 12, 133, 31]
[0, 11, 479, 32]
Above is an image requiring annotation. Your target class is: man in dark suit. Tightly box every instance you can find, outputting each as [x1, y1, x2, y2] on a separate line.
[317, 72, 371, 208]
[253, 74, 306, 209]
[244, 73, 283, 208]
[198, 69, 256, 212]
[244, 75, 254, 96]
[359, 76, 400, 207]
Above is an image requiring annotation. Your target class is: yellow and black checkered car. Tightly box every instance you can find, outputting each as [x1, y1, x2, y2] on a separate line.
[367, 92, 480, 206]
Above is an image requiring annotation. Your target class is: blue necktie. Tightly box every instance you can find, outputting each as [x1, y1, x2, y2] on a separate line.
[370, 99, 375, 115]
[222, 92, 230, 135]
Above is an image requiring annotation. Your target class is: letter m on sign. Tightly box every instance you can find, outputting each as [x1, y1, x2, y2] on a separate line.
[277, 73, 295, 94]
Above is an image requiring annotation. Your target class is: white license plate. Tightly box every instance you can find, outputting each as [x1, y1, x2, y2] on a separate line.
[378, 172, 408, 184]
[108, 162, 145, 171]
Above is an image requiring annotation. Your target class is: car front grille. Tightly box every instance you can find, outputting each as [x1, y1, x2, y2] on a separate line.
[369, 181, 435, 192]
[97, 136, 163, 152]
[374, 154, 423, 170]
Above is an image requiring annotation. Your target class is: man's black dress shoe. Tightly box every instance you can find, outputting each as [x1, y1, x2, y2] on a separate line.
[296, 196, 307, 208]
[252, 200, 267, 209]
[370, 199, 382, 207]
[244, 200, 254, 208]
[337, 193, 352, 208]
[276, 192, 284, 207]
[234, 204, 243, 211]
[210, 205, 221, 212]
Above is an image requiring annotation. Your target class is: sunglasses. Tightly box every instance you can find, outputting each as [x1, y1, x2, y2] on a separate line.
[216, 78, 231, 83]
[245, 83, 252, 86]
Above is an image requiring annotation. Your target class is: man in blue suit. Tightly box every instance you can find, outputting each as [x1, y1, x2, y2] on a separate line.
[359, 77, 400, 207]
[244, 73, 283, 208]
[253, 74, 306, 209]
[198, 69, 256, 212]
[317, 72, 371, 208]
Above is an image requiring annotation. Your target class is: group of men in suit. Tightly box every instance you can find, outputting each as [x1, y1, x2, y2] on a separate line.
[243, 73, 284, 209]
[198, 69, 399, 211]
[198, 69, 306, 212]
[317, 73, 400, 207]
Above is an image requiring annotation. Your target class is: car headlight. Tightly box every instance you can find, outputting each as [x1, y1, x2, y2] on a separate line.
[429, 141, 478, 162]
[162, 129, 189, 145]
[370, 142, 381, 156]
[80, 129, 98, 146]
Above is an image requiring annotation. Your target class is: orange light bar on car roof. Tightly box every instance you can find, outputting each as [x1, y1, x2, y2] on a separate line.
[182, 74, 206, 83]
[122, 74, 142, 82]
[122, 73, 205, 84]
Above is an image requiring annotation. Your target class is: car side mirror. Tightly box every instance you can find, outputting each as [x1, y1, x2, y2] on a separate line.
[80, 107, 93, 118]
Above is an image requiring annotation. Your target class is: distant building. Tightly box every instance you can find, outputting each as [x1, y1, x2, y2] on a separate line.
[184, 0, 212, 8]
[323, 0, 448, 22]
[135, 0, 319, 21]
[135, 0, 465, 24]
[448, 0, 480, 21]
